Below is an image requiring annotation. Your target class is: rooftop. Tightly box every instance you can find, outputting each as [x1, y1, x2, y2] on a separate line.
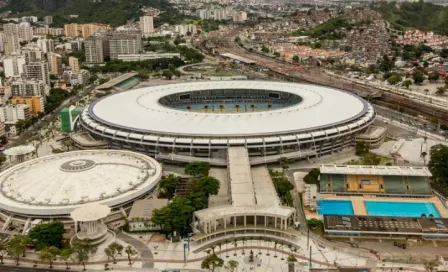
[128, 198, 169, 221]
[70, 203, 111, 222]
[4, 145, 36, 156]
[220, 53, 257, 64]
[87, 81, 371, 137]
[0, 150, 162, 216]
[96, 72, 138, 90]
[320, 165, 432, 177]
[324, 215, 448, 234]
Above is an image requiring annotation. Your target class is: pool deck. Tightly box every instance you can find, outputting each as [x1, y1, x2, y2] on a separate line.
[318, 194, 448, 217]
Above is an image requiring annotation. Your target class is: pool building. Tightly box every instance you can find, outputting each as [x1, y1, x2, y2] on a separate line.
[309, 165, 448, 239]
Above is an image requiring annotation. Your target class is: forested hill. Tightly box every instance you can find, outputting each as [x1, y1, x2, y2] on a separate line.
[374, 1, 448, 35]
[2, 0, 188, 27]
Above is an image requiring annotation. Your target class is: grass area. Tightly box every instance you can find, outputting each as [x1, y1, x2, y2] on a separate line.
[310, 224, 324, 236]
[345, 153, 391, 165]
[384, 137, 394, 142]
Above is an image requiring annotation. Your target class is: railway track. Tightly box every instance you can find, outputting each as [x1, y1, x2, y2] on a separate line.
[206, 32, 448, 122]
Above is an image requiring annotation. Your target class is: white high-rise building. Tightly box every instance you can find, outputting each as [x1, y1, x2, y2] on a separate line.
[36, 38, 55, 53]
[69, 57, 80, 73]
[3, 54, 26, 78]
[24, 61, 50, 86]
[11, 79, 48, 97]
[4, 35, 20, 56]
[0, 104, 31, 123]
[139, 16, 154, 37]
[47, 53, 63, 76]
[22, 44, 44, 62]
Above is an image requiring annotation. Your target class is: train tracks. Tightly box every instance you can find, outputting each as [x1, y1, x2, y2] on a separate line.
[207, 33, 448, 122]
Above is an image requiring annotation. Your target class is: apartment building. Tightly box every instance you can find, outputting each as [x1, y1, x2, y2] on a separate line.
[11, 96, 45, 114]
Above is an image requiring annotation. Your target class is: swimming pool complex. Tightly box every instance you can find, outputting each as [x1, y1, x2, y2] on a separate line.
[317, 199, 441, 217]
[365, 201, 441, 218]
[317, 200, 354, 216]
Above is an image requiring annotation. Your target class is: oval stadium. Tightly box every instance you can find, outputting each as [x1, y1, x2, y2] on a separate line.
[78, 81, 382, 165]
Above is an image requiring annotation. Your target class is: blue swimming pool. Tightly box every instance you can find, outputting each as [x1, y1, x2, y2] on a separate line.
[365, 201, 441, 218]
[317, 200, 354, 215]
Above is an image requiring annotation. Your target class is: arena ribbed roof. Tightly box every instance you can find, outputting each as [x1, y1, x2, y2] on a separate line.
[0, 150, 162, 216]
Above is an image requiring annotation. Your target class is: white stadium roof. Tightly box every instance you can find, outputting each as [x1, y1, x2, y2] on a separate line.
[0, 150, 162, 216]
[88, 81, 369, 137]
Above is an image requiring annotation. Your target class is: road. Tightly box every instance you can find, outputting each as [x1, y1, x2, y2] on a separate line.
[1, 266, 68, 272]
[116, 232, 154, 268]
[8, 85, 95, 147]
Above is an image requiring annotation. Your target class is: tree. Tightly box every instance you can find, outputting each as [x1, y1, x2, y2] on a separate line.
[424, 89, 429, 96]
[436, 87, 446, 96]
[124, 245, 137, 265]
[412, 71, 425, 84]
[303, 168, 320, 184]
[104, 242, 123, 264]
[402, 79, 412, 89]
[355, 141, 370, 156]
[201, 254, 224, 272]
[225, 259, 239, 272]
[278, 157, 289, 171]
[424, 257, 439, 272]
[363, 153, 382, 165]
[159, 174, 182, 199]
[428, 144, 448, 187]
[29, 221, 65, 250]
[162, 70, 174, 80]
[428, 73, 440, 82]
[40, 246, 60, 268]
[288, 254, 297, 262]
[387, 75, 401, 85]
[7, 235, 29, 265]
[59, 248, 73, 270]
[0, 240, 6, 264]
[72, 239, 97, 271]
[307, 218, 322, 229]
[152, 198, 195, 235]
[185, 162, 210, 176]
[292, 56, 299, 63]
[190, 176, 220, 198]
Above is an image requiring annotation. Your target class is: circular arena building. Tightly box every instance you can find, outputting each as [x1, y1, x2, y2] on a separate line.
[79, 81, 379, 165]
[0, 150, 162, 232]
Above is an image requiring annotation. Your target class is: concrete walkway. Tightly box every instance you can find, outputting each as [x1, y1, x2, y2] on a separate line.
[116, 232, 154, 268]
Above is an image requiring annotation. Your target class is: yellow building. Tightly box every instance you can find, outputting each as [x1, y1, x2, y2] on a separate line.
[64, 23, 111, 38]
[11, 96, 45, 115]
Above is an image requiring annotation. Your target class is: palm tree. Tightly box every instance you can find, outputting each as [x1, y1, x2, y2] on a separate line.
[224, 239, 230, 258]
[217, 242, 222, 256]
[265, 238, 271, 256]
[258, 236, 263, 255]
[274, 241, 278, 258]
[235, 104, 240, 112]
[232, 239, 238, 256]
[241, 237, 247, 255]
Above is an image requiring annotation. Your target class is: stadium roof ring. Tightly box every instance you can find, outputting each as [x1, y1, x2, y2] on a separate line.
[79, 81, 377, 164]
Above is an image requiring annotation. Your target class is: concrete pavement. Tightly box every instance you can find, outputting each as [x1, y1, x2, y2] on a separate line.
[116, 232, 154, 268]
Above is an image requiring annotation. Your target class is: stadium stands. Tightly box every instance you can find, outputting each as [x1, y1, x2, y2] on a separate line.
[319, 165, 433, 196]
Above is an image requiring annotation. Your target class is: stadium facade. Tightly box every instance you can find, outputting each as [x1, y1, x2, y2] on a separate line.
[78, 81, 381, 165]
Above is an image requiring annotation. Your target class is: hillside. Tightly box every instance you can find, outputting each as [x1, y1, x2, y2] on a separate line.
[2, 0, 188, 27]
[374, 1, 448, 35]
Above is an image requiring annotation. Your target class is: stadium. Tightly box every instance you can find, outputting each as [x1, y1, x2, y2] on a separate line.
[78, 81, 380, 165]
[0, 150, 162, 233]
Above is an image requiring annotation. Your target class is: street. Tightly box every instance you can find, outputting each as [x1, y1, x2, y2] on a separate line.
[1, 266, 69, 272]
